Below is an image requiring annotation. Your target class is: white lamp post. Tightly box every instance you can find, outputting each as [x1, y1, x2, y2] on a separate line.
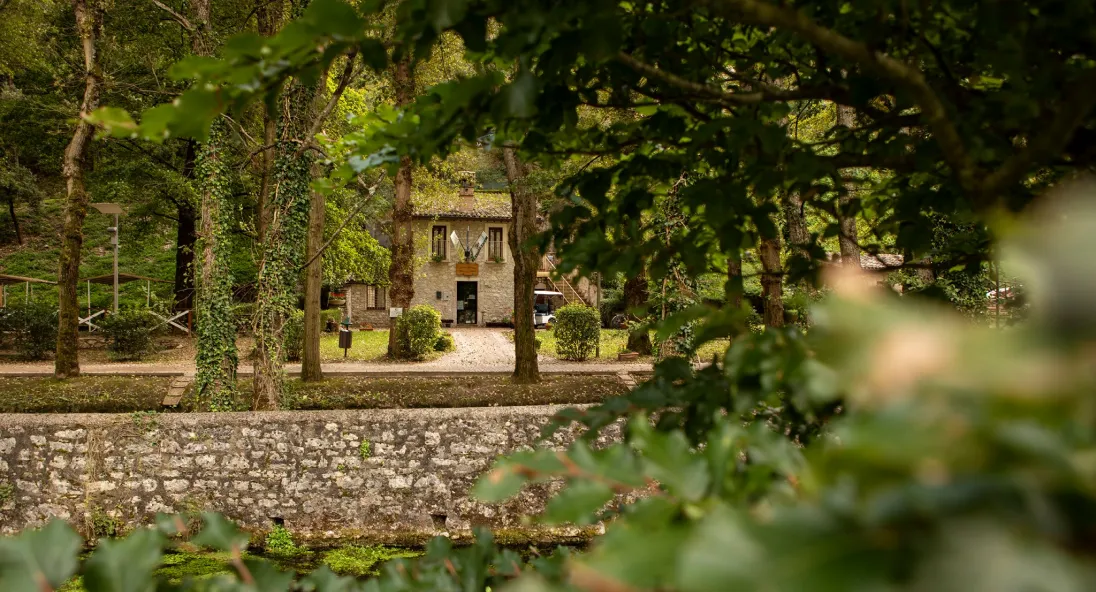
[90, 203, 123, 313]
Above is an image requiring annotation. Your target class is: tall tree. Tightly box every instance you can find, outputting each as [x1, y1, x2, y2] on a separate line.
[254, 0, 283, 244]
[758, 233, 784, 328]
[302, 54, 358, 381]
[623, 269, 652, 355]
[502, 143, 540, 383]
[386, 56, 415, 359]
[835, 104, 861, 268]
[55, 0, 103, 378]
[178, 0, 240, 408]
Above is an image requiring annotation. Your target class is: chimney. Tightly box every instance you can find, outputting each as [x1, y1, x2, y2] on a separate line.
[458, 171, 475, 211]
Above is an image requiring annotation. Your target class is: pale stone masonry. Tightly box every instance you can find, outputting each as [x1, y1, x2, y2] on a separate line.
[346, 188, 514, 328]
[0, 406, 614, 543]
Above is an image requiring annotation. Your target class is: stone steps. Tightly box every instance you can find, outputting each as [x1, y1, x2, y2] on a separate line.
[162, 374, 194, 407]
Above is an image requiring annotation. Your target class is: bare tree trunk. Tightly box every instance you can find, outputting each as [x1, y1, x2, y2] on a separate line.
[7, 195, 21, 245]
[727, 249, 743, 310]
[623, 269, 651, 355]
[836, 104, 861, 268]
[55, 0, 102, 378]
[783, 191, 809, 260]
[174, 201, 196, 311]
[502, 144, 541, 383]
[386, 57, 415, 358]
[173, 140, 198, 312]
[758, 236, 784, 328]
[301, 161, 324, 381]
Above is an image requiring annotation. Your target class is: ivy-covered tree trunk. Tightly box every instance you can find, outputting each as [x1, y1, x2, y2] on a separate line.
[253, 125, 312, 409]
[55, 0, 102, 379]
[301, 162, 324, 382]
[193, 123, 238, 409]
[188, 0, 238, 408]
[759, 235, 784, 328]
[254, 0, 282, 245]
[503, 144, 541, 384]
[623, 269, 652, 355]
[386, 57, 415, 359]
[836, 105, 861, 268]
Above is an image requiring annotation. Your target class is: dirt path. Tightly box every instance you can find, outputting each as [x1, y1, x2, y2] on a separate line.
[0, 328, 653, 376]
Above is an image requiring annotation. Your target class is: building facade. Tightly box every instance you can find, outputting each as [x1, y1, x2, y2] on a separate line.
[345, 186, 515, 328]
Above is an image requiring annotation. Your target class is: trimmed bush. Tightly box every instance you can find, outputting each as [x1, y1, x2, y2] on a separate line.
[433, 332, 455, 352]
[283, 309, 305, 362]
[553, 304, 601, 361]
[395, 305, 440, 359]
[99, 308, 159, 361]
[0, 301, 57, 360]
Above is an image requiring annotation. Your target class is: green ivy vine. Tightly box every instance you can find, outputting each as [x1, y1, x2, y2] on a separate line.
[193, 121, 239, 411]
[252, 121, 312, 409]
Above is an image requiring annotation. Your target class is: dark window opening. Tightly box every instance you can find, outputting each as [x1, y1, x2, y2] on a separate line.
[366, 285, 386, 310]
[431, 225, 447, 260]
[488, 227, 503, 261]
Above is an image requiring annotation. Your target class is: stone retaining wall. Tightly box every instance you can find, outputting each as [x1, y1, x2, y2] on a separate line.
[0, 406, 607, 543]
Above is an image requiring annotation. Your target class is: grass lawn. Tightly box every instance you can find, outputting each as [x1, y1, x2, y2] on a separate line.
[318, 330, 390, 362]
[509, 329, 731, 362]
[0, 374, 627, 413]
[280, 374, 627, 410]
[0, 376, 172, 413]
[505, 328, 637, 361]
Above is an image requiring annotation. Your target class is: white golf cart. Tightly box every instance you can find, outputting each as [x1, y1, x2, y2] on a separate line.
[533, 290, 564, 327]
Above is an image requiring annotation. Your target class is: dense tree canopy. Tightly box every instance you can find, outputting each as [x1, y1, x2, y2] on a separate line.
[2, 0, 1095, 588]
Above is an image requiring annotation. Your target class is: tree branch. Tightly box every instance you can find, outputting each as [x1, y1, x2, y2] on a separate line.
[709, 0, 979, 194]
[981, 69, 1096, 203]
[299, 50, 359, 155]
[150, 0, 194, 32]
[299, 176, 380, 272]
[616, 52, 832, 106]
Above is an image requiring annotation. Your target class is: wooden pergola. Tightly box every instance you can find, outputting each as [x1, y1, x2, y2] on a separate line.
[0, 274, 56, 307]
[80, 273, 186, 333]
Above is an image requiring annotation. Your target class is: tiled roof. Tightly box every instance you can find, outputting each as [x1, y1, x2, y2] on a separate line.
[412, 191, 511, 220]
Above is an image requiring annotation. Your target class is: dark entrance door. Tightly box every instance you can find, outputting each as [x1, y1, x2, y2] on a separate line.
[456, 281, 478, 324]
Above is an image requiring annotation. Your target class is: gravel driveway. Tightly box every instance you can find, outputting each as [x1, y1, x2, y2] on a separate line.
[0, 328, 652, 375]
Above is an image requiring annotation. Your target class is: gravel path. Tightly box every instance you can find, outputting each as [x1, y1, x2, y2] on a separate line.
[0, 328, 654, 376]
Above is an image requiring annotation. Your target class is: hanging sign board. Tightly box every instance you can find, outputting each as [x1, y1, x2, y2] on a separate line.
[389, 307, 403, 318]
[455, 263, 479, 276]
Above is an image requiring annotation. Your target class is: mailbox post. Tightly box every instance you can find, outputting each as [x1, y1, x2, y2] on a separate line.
[338, 316, 353, 357]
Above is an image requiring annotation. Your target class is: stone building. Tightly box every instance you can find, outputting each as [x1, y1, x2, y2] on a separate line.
[345, 182, 515, 328]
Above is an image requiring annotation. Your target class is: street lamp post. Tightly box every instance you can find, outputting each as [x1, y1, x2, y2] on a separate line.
[90, 203, 123, 314]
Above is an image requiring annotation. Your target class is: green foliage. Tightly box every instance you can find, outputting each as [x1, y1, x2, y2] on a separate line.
[0, 300, 57, 360]
[432, 331, 454, 352]
[193, 125, 239, 411]
[263, 524, 297, 556]
[282, 309, 305, 362]
[394, 305, 441, 360]
[552, 304, 601, 361]
[320, 545, 419, 577]
[98, 308, 158, 361]
[358, 440, 371, 459]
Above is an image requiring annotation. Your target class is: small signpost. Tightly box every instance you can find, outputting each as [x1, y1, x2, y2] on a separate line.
[338, 316, 353, 358]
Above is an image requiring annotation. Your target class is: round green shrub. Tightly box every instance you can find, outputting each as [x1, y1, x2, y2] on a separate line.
[283, 309, 305, 362]
[99, 308, 159, 361]
[0, 301, 57, 360]
[553, 304, 601, 361]
[433, 331, 455, 352]
[395, 305, 441, 359]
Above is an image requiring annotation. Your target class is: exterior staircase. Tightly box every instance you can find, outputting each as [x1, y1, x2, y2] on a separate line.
[537, 259, 591, 307]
